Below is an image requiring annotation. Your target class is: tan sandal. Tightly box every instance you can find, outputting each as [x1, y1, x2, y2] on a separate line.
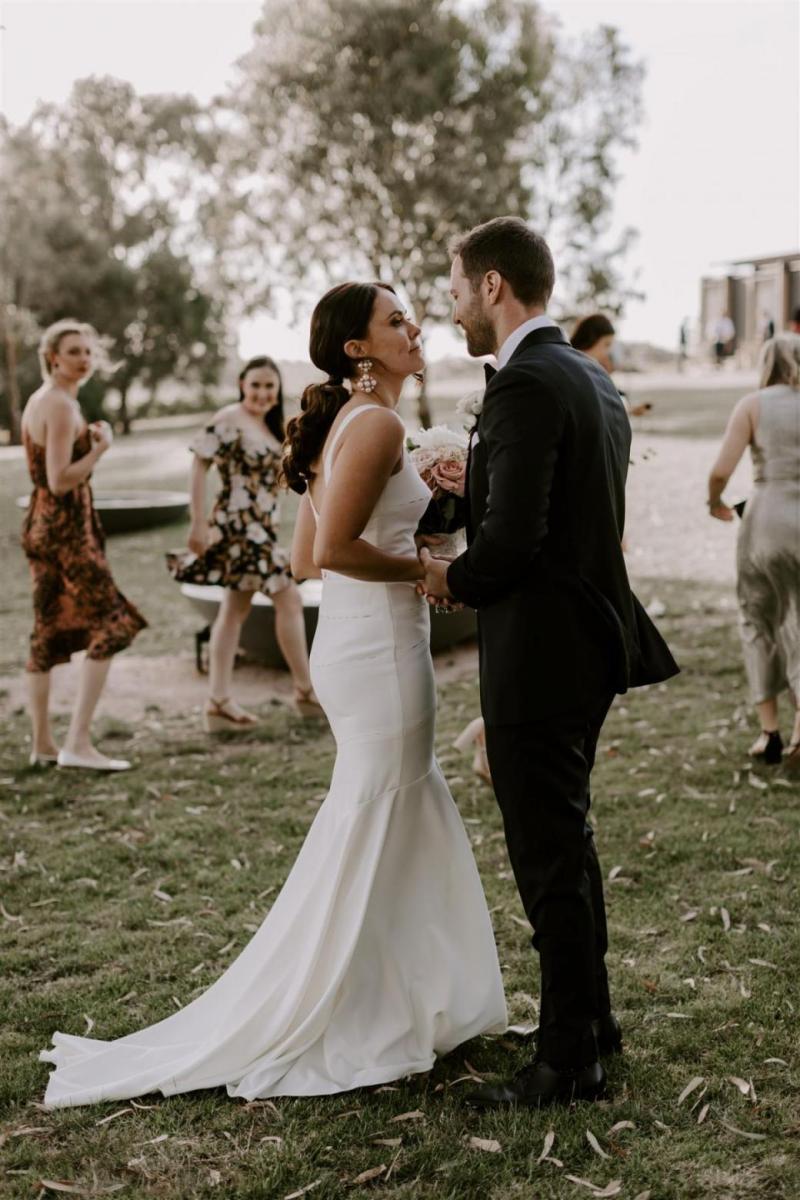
[291, 688, 325, 719]
[453, 716, 492, 784]
[203, 697, 258, 733]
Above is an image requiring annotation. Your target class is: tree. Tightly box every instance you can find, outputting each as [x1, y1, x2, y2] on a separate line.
[227, 0, 644, 423]
[0, 79, 228, 439]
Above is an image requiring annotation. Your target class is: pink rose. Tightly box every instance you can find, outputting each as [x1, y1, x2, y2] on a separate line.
[431, 457, 466, 497]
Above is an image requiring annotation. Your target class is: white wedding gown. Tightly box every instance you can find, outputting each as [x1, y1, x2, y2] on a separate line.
[40, 404, 507, 1109]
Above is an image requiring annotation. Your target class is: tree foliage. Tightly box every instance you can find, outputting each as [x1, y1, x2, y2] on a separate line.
[0, 78, 228, 438]
[227, 0, 644, 418]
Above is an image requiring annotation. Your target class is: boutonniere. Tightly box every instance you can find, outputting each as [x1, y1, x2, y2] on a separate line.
[456, 390, 483, 424]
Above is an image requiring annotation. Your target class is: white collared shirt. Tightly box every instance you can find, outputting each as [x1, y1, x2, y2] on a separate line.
[495, 315, 559, 369]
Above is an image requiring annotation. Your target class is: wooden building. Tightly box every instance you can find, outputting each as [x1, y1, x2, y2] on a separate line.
[701, 251, 800, 362]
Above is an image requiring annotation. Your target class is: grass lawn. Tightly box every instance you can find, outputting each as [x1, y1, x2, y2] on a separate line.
[2, 380, 798, 1199]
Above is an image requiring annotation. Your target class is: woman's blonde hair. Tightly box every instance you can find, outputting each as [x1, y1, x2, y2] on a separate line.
[759, 333, 800, 390]
[37, 318, 113, 383]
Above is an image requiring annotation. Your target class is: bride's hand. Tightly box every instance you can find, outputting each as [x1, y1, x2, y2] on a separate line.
[415, 532, 448, 552]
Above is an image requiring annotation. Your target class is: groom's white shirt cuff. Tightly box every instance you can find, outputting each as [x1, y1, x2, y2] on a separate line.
[495, 315, 558, 370]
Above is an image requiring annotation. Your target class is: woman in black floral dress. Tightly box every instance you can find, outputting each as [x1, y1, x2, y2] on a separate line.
[167, 357, 319, 730]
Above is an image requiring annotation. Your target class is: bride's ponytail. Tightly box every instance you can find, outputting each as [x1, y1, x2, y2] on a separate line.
[282, 380, 350, 494]
[280, 280, 397, 494]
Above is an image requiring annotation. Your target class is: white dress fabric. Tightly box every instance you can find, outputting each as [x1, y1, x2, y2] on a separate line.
[40, 404, 507, 1109]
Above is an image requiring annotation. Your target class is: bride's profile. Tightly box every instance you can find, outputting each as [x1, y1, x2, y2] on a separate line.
[40, 280, 506, 1109]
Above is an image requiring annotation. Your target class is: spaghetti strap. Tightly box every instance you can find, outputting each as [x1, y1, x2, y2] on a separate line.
[322, 404, 403, 482]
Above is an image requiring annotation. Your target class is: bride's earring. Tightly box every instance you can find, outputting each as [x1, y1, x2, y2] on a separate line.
[355, 358, 377, 394]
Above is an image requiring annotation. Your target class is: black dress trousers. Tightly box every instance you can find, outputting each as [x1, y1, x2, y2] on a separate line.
[484, 690, 615, 1068]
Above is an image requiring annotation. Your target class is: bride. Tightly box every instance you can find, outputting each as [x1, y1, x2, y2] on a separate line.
[40, 281, 507, 1108]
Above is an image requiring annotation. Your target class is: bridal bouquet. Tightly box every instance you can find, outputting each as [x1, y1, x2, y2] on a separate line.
[407, 425, 469, 541]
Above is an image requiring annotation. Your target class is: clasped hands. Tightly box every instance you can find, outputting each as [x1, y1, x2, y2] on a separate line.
[414, 534, 460, 613]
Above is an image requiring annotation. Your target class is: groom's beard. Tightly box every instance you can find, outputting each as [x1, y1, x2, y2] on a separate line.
[461, 302, 496, 358]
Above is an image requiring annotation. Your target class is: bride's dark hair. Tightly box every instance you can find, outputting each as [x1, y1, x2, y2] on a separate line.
[281, 281, 395, 494]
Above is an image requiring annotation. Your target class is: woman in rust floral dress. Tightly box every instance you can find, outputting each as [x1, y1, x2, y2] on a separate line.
[21, 319, 146, 772]
[167, 357, 319, 731]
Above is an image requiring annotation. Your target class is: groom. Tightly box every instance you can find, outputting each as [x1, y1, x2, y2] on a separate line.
[421, 217, 678, 1108]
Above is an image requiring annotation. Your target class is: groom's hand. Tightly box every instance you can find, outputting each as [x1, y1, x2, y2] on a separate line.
[418, 547, 454, 603]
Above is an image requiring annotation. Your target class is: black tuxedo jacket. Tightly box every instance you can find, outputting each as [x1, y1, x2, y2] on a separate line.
[447, 326, 679, 724]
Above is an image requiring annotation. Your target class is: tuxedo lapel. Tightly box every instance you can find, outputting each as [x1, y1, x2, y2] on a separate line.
[463, 364, 495, 542]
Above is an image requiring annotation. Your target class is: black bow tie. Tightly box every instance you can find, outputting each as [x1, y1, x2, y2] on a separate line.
[484, 363, 497, 383]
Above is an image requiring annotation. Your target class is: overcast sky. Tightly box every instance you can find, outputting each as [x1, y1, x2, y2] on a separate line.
[1, 0, 798, 357]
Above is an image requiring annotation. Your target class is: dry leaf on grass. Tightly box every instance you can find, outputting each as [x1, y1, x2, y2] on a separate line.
[564, 1175, 622, 1196]
[586, 1130, 611, 1159]
[208, 1169, 222, 1186]
[697, 1103, 710, 1125]
[351, 1165, 386, 1185]
[720, 908, 731, 932]
[537, 1130, 556, 1162]
[632, 1192, 653, 1200]
[718, 1119, 767, 1141]
[608, 866, 623, 881]
[677, 1076, 705, 1105]
[283, 1182, 323, 1200]
[372, 1138, 402, 1148]
[95, 1108, 132, 1127]
[40, 1184, 123, 1197]
[764, 1057, 789, 1066]
[468, 1136, 502, 1153]
[747, 772, 767, 790]
[607, 1121, 636, 1135]
[728, 1077, 751, 1095]
[390, 1110, 425, 1123]
[260, 1136, 283, 1147]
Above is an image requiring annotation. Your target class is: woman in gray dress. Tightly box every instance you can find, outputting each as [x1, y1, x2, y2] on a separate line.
[707, 334, 800, 770]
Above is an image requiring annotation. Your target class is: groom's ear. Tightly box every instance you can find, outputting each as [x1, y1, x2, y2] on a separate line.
[483, 271, 503, 307]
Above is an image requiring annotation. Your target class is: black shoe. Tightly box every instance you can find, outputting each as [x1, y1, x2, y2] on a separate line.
[750, 730, 783, 765]
[593, 1012, 623, 1057]
[464, 1059, 606, 1110]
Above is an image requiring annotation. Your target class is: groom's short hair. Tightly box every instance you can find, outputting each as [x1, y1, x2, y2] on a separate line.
[451, 217, 555, 307]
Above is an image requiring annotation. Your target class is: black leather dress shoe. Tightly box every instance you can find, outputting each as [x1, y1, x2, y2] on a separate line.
[593, 1013, 623, 1057]
[464, 1059, 607, 1110]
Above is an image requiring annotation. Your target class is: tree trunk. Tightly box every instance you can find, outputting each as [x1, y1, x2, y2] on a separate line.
[117, 385, 132, 435]
[415, 326, 434, 429]
[415, 373, 433, 430]
[3, 324, 23, 445]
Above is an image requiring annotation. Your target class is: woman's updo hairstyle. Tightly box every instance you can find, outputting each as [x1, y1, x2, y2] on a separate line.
[38, 318, 107, 383]
[281, 281, 394, 494]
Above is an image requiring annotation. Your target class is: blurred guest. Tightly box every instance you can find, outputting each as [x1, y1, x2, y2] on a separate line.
[571, 313, 650, 416]
[708, 334, 800, 770]
[167, 357, 320, 730]
[790, 307, 800, 335]
[762, 312, 775, 342]
[709, 311, 735, 368]
[678, 318, 690, 373]
[21, 319, 146, 771]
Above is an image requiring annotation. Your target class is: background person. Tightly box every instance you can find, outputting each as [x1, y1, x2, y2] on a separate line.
[709, 310, 736, 368]
[167, 356, 319, 729]
[570, 313, 651, 416]
[708, 333, 800, 770]
[20, 319, 146, 771]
